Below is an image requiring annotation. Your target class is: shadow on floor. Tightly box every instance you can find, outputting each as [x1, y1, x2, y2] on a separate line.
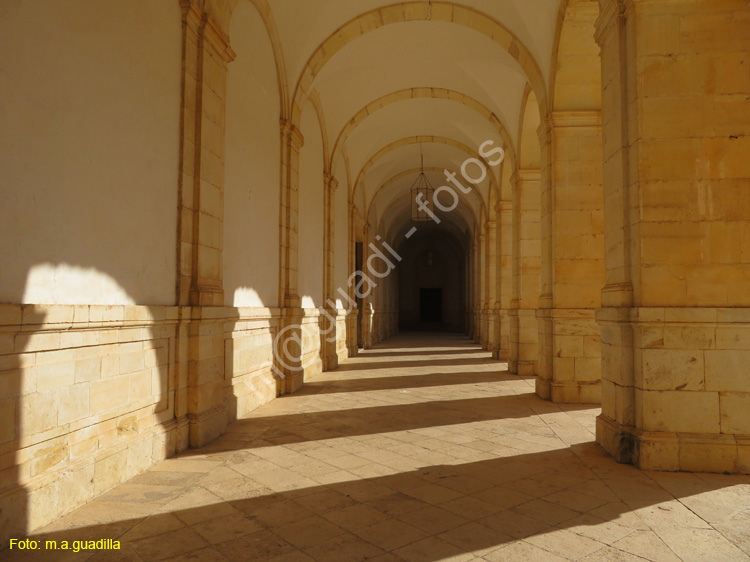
[335, 357, 498, 372]
[357, 348, 490, 358]
[7, 444, 748, 562]
[177, 393, 548, 455]
[297, 371, 534, 395]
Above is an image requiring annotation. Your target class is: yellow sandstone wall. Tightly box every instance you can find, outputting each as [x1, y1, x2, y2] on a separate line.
[596, 0, 750, 473]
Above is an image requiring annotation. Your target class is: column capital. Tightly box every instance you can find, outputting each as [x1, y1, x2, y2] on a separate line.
[495, 200, 512, 213]
[324, 172, 339, 191]
[516, 169, 542, 183]
[536, 118, 553, 148]
[280, 119, 304, 150]
[595, 0, 632, 46]
[181, 0, 235, 63]
[550, 110, 602, 129]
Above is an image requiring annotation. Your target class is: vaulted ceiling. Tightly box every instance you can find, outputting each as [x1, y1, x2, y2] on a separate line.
[257, 0, 564, 242]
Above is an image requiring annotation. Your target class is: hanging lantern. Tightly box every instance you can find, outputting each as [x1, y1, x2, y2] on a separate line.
[410, 153, 434, 222]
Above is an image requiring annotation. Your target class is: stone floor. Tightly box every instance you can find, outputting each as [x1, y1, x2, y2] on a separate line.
[6, 333, 750, 562]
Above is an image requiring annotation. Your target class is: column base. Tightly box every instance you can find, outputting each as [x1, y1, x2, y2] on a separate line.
[284, 371, 304, 394]
[536, 378, 600, 403]
[516, 359, 536, 376]
[492, 348, 510, 362]
[188, 403, 227, 448]
[597, 414, 750, 474]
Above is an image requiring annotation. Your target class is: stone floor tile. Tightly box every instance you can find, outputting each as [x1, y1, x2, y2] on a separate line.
[131, 528, 209, 561]
[483, 540, 569, 562]
[525, 528, 606, 560]
[301, 532, 384, 561]
[11, 334, 750, 561]
[396, 505, 470, 534]
[190, 512, 263, 544]
[272, 515, 346, 549]
[215, 529, 296, 561]
[393, 536, 475, 562]
[437, 521, 512, 555]
[320, 503, 389, 530]
[511, 498, 580, 526]
[159, 547, 229, 562]
[352, 518, 428, 551]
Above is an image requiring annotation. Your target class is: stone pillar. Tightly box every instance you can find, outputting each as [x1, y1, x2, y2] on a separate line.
[177, 0, 235, 447]
[494, 201, 513, 361]
[273, 119, 306, 393]
[537, 112, 605, 403]
[278, 120, 305, 309]
[509, 170, 541, 375]
[321, 173, 339, 370]
[361, 223, 373, 349]
[482, 220, 497, 350]
[347, 203, 359, 356]
[596, 0, 750, 472]
[472, 232, 483, 342]
[177, 0, 235, 307]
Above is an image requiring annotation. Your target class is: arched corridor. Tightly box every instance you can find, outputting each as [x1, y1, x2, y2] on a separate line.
[6, 333, 750, 561]
[1, 0, 750, 558]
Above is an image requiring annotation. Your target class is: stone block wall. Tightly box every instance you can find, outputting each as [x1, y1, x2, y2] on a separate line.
[0, 304, 287, 543]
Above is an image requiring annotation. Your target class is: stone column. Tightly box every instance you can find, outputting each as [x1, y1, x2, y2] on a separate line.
[321, 173, 339, 370]
[596, 0, 750, 472]
[275, 119, 306, 392]
[482, 220, 497, 350]
[177, 0, 235, 447]
[361, 223, 373, 349]
[494, 200, 513, 361]
[509, 170, 541, 375]
[472, 232, 483, 341]
[537, 112, 605, 403]
[177, 0, 235, 307]
[347, 203, 359, 356]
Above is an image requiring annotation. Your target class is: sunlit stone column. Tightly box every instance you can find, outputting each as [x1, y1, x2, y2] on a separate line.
[596, 0, 750, 472]
[509, 170, 541, 375]
[346, 203, 359, 356]
[482, 220, 497, 350]
[537, 111, 605, 403]
[361, 223, 374, 349]
[177, 0, 235, 307]
[177, 0, 236, 446]
[493, 200, 513, 361]
[321, 172, 339, 370]
[274, 119, 306, 393]
[470, 234, 481, 340]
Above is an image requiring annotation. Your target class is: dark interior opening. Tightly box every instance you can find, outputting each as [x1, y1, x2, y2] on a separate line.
[419, 288, 443, 322]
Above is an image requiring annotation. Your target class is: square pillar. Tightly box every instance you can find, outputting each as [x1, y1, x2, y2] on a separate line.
[537, 111, 605, 403]
[510, 170, 541, 375]
[596, 0, 750, 472]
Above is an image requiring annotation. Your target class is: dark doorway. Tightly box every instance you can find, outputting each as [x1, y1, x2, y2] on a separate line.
[420, 288, 443, 322]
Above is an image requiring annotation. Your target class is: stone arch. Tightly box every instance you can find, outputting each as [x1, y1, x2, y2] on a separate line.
[307, 88, 331, 170]
[365, 166, 484, 229]
[517, 85, 542, 170]
[352, 135, 499, 212]
[549, 0, 601, 112]
[290, 2, 548, 125]
[330, 87, 517, 176]
[246, 0, 290, 118]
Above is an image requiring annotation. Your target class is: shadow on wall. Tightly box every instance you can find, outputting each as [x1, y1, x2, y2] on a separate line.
[0, 264, 241, 545]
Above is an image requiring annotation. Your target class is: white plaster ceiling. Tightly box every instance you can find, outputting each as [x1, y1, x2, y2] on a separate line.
[315, 21, 526, 147]
[341, 98, 505, 182]
[358, 142, 491, 211]
[268, 0, 560, 89]
[262, 0, 561, 231]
